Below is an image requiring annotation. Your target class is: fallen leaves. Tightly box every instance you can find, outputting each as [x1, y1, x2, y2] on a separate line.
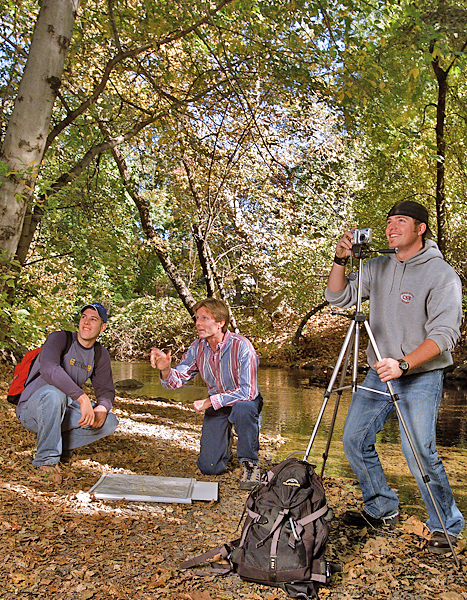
[0, 362, 466, 600]
[177, 592, 215, 600]
[402, 515, 431, 539]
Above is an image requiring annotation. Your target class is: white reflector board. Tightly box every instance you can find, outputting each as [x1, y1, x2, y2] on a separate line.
[89, 473, 218, 504]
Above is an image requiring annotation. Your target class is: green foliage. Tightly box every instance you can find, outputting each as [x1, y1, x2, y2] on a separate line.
[0, 304, 47, 352]
[334, 0, 467, 268]
[0, 251, 77, 351]
[2, 0, 466, 359]
[101, 297, 196, 361]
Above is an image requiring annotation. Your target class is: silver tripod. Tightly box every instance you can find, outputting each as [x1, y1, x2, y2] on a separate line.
[303, 243, 459, 566]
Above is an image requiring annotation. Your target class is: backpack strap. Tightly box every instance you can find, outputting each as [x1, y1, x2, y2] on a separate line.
[24, 330, 73, 390]
[21, 351, 43, 390]
[90, 341, 102, 378]
[296, 504, 329, 529]
[288, 504, 330, 543]
[63, 330, 73, 356]
[179, 544, 233, 575]
[255, 509, 289, 549]
[180, 544, 229, 569]
[270, 513, 290, 563]
[237, 508, 262, 548]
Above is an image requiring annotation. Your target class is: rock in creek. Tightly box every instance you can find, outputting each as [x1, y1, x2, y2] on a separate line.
[115, 378, 145, 389]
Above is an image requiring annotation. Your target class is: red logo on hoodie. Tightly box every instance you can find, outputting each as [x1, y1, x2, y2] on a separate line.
[401, 292, 414, 304]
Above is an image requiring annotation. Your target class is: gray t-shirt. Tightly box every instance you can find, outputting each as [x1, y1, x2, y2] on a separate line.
[16, 330, 115, 416]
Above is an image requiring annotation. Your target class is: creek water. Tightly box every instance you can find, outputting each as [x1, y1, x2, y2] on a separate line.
[111, 361, 467, 521]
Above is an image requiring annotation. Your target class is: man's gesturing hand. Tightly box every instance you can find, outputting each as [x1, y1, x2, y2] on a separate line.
[150, 348, 172, 379]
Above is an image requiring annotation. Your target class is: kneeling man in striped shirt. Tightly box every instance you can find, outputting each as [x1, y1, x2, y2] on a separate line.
[151, 298, 263, 490]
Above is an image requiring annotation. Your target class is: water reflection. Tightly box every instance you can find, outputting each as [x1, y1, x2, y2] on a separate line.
[112, 362, 467, 520]
[439, 386, 467, 449]
[111, 362, 467, 449]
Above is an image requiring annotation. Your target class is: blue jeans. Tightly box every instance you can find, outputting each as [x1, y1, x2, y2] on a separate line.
[19, 384, 119, 468]
[197, 394, 263, 475]
[343, 368, 464, 536]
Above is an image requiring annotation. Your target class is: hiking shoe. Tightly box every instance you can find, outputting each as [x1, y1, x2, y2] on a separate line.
[427, 531, 458, 555]
[60, 451, 76, 464]
[342, 510, 399, 529]
[239, 462, 261, 490]
[38, 464, 62, 483]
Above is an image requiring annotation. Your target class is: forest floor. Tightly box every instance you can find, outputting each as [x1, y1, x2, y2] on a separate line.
[1, 324, 467, 600]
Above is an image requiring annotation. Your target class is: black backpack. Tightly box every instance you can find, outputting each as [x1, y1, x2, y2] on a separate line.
[180, 457, 340, 599]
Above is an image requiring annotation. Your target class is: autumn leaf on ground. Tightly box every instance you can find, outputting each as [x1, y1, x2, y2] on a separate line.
[175, 592, 214, 600]
[401, 515, 430, 539]
[441, 593, 465, 600]
[1, 359, 467, 600]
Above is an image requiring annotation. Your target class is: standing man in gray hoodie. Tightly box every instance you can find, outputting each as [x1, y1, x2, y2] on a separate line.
[325, 200, 464, 553]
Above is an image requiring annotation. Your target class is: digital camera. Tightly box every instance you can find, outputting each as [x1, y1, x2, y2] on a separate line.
[352, 228, 373, 245]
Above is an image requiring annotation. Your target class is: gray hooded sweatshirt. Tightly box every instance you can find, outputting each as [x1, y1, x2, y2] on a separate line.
[325, 240, 462, 373]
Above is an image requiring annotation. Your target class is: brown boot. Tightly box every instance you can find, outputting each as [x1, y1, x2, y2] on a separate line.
[38, 464, 62, 483]
[427, 531, 458, 555]
[60, 451, 76, 464]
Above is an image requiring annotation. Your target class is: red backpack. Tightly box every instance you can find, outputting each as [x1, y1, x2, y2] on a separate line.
[7, 348, 42, 405]
[7, 331, 73, 406]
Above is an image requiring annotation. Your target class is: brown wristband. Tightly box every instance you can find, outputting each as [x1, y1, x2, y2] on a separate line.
[334, 254, 349, 266]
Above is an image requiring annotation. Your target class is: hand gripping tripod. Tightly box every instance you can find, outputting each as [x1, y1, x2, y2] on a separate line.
[303, 243, 459, 566]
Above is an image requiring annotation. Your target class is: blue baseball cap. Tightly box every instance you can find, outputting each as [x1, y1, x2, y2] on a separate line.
[81, 302, 108, 323]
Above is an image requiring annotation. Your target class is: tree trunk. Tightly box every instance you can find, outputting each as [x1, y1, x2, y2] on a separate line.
[0, 0, 80, 261]
[192, 224, 216, 297]
[106, 133, 197, 317]
[109, 132, 239, 329]
[432, 57, 448, 256]
[293, 301, 329, 345]
[204, 240, 239, 332]
[12, 110, 164, 270]
[16, 204, 44, 266]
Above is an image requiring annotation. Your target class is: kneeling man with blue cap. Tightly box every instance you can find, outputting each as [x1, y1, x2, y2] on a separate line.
[16, 302, 118, 476]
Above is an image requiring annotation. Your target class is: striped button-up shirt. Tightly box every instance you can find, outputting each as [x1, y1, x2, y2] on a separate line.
[161, 330, 259, 410]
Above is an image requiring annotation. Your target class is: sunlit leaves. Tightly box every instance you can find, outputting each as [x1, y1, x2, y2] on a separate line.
[9, 0, 467, 343]
[334, 0, 467, 270]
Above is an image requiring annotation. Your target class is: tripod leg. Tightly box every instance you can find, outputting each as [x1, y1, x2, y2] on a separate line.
[303, 320, 356, 463]
[320, 329, 355, 477]
[364, 321, 460, 567]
